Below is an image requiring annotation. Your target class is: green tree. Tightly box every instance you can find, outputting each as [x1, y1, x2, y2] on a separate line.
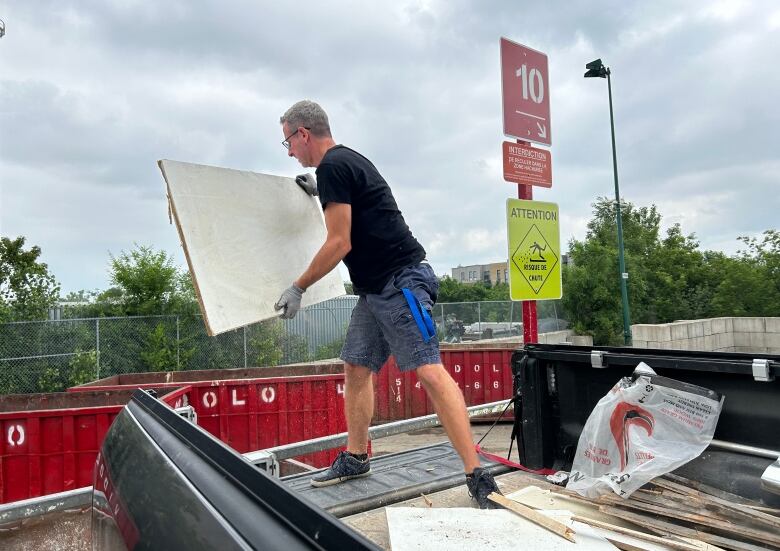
[315, 337, 344, 360]
[36, 348, 98, 392]
[140, 322, 194, 372]
[562, 198, 780, 344]
[708, 231, 780, 316]
[0, 236, 61, 322]
[250, 320, 286, 366]
[562, 198, 720, 345]
[109, 244, 192, 316]
[438, 277, 490, 302]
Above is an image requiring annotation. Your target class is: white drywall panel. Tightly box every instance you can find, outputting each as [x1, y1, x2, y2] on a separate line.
[159, 159, 345, 335]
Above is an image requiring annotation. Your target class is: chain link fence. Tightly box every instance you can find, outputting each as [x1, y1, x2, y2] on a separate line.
[434, 300, 567, 343]
[0, 298, 566, 395]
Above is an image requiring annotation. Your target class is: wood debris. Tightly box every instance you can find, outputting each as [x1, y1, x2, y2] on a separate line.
[542, 474, 780, 551]
[488, 492, 576, 543]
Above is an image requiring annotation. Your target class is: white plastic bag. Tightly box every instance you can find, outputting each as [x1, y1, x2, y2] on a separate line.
[567, 363, 724, 498]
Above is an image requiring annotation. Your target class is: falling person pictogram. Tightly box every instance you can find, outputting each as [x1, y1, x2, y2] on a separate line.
[529, 241, 547, 262]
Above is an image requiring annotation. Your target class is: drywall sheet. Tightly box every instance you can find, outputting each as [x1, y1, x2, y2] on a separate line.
[159, 159, 345, 336]
[385, 507, 616, 551]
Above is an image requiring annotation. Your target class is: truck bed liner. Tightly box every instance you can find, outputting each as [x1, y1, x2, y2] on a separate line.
[282, 442, 509, 517]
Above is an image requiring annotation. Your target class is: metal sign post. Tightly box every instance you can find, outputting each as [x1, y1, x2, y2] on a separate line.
[502, 37, 556, 345]
[518, 178, 538, 344]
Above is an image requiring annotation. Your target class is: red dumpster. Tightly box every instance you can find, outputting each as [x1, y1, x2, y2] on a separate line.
[373, 346, 517, 423]
[72, 346, 518, 425]
[69, 362, 344, 389]
[0, 387, 187, 504]
[69, 365, 349, 468]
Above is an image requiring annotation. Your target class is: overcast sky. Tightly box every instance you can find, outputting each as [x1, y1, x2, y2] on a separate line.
[1, 1, 779, 294]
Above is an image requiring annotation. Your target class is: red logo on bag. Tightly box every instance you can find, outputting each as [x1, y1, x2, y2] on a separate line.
[610, 402, 655, 470]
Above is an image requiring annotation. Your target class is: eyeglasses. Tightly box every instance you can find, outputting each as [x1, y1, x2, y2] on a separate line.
[282, 127, 310, 150]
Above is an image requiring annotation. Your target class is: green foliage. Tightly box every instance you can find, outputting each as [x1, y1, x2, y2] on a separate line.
[68, 349, 98, 386]
[0, 236, 61, 322]
[36, 348, 98, 392]
[140, 322, 194, 372]
[315, 337, 344, 360]
[562, 198, 780, 345]
[109, 244, 196, 316]
[251, 320, 285, 366]
[437, 278, 509, 303]
[247, 319, 312, 366]
[60, 245, 199, 319]
[708, 231, 780, 316]
[285, 333, 311, 364]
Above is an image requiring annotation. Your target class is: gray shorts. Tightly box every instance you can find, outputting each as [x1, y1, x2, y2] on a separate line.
[340, 263, 441, 372]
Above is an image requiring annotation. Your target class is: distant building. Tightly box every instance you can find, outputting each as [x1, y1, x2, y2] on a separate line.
[451, 256, 569, 285]
[451, 261, 509, 285]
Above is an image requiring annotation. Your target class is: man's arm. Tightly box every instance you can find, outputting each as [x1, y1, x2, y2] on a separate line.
[295, 202, 352, 290]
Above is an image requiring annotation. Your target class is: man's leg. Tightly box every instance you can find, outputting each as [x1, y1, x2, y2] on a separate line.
[310, 296, 386, 488]
[416, 362, 501, 508]
[344, 362, 374, 454]
[310, 361, 376, 487]
[415, 363, 480, 473]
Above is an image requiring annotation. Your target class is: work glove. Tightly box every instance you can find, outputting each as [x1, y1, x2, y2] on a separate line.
[295, 173, 318, 196]
[274, 283, 305, 319]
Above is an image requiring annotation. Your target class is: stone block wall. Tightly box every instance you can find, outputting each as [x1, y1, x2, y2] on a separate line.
[632, 317, 780, 354]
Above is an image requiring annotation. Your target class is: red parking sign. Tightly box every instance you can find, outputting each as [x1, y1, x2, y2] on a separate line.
[501, 38, 551, 146]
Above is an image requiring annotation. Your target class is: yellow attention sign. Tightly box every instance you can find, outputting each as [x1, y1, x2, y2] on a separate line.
[506, 199, 562, 301]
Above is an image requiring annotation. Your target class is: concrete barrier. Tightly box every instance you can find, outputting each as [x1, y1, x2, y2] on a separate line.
[631, 317, 780, 353]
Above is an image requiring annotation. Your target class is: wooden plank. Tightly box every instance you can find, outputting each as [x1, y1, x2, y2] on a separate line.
[488, 492, 576, 543]
[595, 495, 780, 547]
[662, 474, 763, 506]
[742, 504, 780, 516]
[553, 484, 780, 548]
[570, 515, 705, 551]
[601, 506, 777, 551]
[653, 478, 780, 531]
[657, 474, 780, 520]
[631, 490, 718, 518]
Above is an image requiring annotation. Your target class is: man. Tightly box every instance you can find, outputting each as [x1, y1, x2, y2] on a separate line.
[274, 100, 500, 508]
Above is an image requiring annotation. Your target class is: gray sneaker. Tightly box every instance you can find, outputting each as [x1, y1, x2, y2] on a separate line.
[466, 467, 501, 509]
[310, 451, 372, 487]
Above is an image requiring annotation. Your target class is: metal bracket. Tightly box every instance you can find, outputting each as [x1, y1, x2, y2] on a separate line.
[591, 350, 605, 368]
[174, 405, 197, 424]
[244, 450, 281, 478]
[752, 359, 774, 382]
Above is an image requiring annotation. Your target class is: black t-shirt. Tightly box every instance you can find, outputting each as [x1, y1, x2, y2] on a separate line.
[316, 145, 426, 294]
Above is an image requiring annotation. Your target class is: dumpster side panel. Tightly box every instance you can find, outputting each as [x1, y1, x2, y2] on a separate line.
[161, 376, 347, 468]
[0, 388, 185, 504]
[372, 349, 516, 423]
[0, 407, 119, 503]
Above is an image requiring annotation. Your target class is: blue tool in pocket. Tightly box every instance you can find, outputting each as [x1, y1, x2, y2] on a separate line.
[401, 288, 436, 343]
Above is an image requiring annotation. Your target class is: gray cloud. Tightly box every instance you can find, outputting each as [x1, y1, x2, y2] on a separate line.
[1, 0, 778, 294]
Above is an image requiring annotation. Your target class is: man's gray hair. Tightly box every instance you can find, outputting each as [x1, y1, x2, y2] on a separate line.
[280, 100, 331, 137]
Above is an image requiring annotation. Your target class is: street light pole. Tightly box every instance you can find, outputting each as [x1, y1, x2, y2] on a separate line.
[585, 59, 632, 345]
